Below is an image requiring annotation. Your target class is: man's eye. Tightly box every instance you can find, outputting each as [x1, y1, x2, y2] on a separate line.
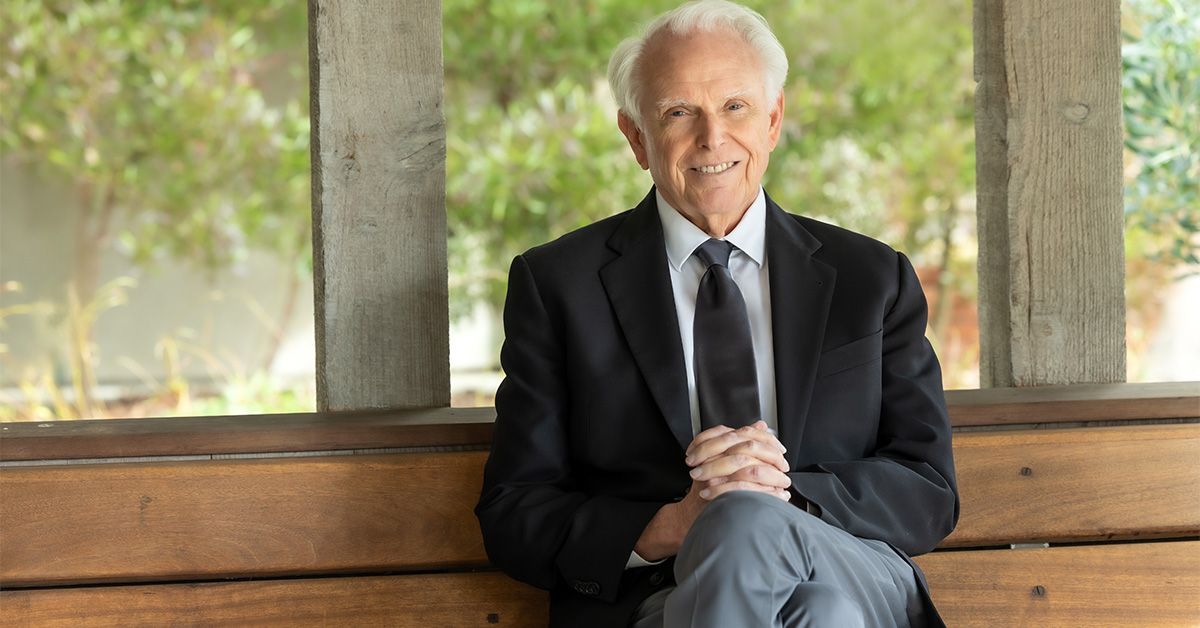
[668, 110, 687, 117]
[728, 102, 745, 111]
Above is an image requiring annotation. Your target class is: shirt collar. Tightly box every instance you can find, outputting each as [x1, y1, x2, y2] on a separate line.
[656, 187, 767, 271]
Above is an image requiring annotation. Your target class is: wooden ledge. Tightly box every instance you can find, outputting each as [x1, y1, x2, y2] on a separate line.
[945, 381, 1199, 426]
[0, 407, 495, 462]
[2, 382, 1196, 462]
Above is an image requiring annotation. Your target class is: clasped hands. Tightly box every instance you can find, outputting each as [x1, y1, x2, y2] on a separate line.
[633, 420, 792, 561]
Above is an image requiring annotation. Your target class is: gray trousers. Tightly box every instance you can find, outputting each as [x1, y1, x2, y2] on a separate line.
[630, 491, 925, 628]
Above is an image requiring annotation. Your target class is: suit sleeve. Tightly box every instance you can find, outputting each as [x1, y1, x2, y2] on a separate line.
[475, 254, 665, 602]
[787, 252, 959, 556]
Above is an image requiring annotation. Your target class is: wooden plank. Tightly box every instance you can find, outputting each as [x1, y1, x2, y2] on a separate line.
[946, 381, 1200, 426]
[4, 384, 1195, 461]
[0, 572, 549, 627]
[974, 0, 1126, 386]
[0, 407, 495, 462]
[309, 0, 449, 410]
[4, 425, 1197, 587]
[944, 424, 1200, 547]
[0, 452, 492, 587]
[4, 543, 1195, 627]
[973, 0, 1014, 387]
[917, 541, 1200, 627]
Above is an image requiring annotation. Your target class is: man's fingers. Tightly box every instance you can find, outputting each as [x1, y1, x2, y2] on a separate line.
[685, 427, 787, 467]
[686, 425, 735, 455]
[724, 439, 789, 472]
[689, 453, 753, 480]
[690, 454, 791, 483]
[704, 464, 791, 488]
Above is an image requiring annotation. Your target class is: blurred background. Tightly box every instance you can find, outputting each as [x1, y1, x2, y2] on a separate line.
[1, 0, 1196, 421]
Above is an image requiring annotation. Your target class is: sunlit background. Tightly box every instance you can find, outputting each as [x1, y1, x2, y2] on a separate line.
[1, 0, 1196, 420]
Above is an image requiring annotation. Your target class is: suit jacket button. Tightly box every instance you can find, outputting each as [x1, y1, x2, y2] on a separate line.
[571, 580, 600, 596]
[649, 571, 665, 586]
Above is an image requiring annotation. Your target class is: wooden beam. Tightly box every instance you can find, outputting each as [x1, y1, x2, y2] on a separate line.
[309, 0, 449, 410]
[1, 452, 492, 587]
[5, 542, 1197, 627]
[918, 541, 1200, 627]
[0, 407, 496, 462]
[945, 380, 1200, 427]
[4, 425, 1197, 586]
[942, 423, 1200, 547]
[1, 572, 549, 627]
[974, 0, 1125, 387]
[4, 384, 1194, 461]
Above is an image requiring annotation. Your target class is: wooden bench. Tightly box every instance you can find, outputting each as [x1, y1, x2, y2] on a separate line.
[2, 383, 1197, 626]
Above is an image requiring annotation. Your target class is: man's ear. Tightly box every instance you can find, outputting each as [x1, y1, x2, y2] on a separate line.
[767, 90, 785, 151]
[617, 111, 650, 170]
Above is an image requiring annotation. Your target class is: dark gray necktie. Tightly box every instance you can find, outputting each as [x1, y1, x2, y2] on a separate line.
[693, 239, 760, 430]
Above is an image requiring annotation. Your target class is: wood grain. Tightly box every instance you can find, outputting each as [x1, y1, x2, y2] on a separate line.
[0, 452, 491, 587]
[917, 541, 1200, 627]
[0, 572, 549, 627]
[944, 423, 1200, 546]
[945, 381, 1200, 426]
[309, 0, 449, 410]
[974, 0, 1015, 387]
[974, 0, 1126, 387]
[3, 543, 1195, 627]
[4, 384, 1194, 461]
[0, 407, 496, 462]
[3, 425, 1197, 587]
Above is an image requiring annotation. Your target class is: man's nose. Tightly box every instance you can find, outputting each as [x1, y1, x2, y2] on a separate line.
[697, 114, 726, 150]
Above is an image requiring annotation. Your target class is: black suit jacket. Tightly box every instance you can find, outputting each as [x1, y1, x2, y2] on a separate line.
[476, 189, 959, 627]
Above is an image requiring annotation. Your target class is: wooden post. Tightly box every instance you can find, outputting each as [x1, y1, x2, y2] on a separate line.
[974, 0, 1126, 387]
[309, 0, 449, 410]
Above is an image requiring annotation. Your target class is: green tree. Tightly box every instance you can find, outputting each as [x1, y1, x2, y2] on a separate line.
[443, 0, 666, 319]
[1123, 0, 1200, 267]
[1, 0, 311, 406]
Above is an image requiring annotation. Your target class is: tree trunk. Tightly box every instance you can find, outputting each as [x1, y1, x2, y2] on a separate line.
[68, 180, 117, 417]
[929, 199, 958, 344]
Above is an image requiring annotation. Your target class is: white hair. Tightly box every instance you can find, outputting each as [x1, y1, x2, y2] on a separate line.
[606, 0, 788, 127]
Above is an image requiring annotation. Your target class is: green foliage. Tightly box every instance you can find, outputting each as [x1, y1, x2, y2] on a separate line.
[444, 0, 977, 321]
[0, 0, 311, 275]
[446, 79, 648, 316]
[443, 0, 664, 317]
[1123, 0, 1200, 267]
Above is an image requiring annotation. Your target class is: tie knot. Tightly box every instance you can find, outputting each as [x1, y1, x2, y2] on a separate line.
[695, 239, 734, 268]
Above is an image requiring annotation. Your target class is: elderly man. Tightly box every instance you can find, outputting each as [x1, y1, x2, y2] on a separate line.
[475, 1, 958, 626]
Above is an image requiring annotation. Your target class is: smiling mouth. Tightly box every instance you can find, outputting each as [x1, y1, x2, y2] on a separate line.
[692, 161, 739, 174]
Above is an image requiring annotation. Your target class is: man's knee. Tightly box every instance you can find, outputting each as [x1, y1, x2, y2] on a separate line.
[783, 582, 865, 628]
[701, 488, 783, 517]
[682, 491, 814, 559]
[692, 491, 812, 537]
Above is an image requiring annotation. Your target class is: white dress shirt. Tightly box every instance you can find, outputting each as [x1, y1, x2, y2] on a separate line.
[626, 188, 778, 569]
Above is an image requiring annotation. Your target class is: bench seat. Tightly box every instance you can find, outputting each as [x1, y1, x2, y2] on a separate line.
[2, 389, 1197, 626]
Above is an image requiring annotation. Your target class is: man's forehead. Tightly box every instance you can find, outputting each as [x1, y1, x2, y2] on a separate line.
[639, 29, 765, 102]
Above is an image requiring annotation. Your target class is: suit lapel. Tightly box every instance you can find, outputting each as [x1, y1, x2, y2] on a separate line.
[600, 190, 692, 451]
[766, 196, 836, 464]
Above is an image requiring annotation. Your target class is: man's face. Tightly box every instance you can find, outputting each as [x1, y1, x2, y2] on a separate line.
[618, 28, 784, 231]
